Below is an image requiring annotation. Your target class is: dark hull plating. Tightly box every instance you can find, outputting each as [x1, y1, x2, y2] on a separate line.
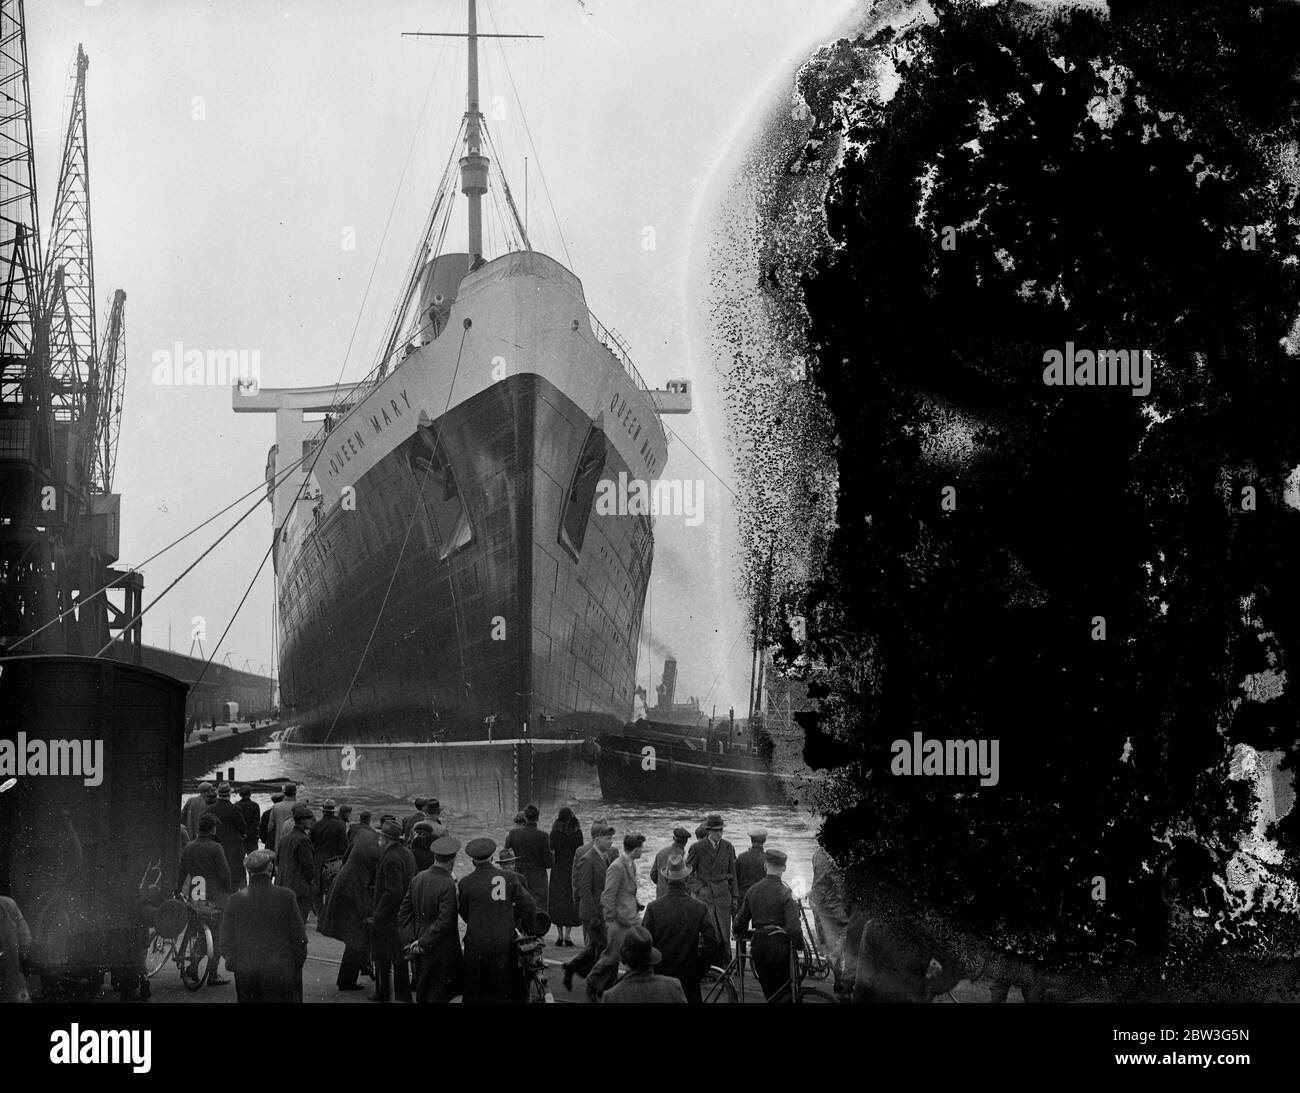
[276, 374, 652, 811]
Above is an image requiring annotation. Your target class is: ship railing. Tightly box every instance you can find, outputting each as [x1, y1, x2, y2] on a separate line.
[588, 310, 650, 394]
[302, 315, 442, 448]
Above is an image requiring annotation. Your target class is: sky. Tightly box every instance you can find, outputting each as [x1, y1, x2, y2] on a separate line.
[26, 0, 858, 715]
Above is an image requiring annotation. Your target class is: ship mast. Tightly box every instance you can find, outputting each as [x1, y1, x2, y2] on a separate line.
[462, 0, 488, 264]
[402, 3, 541, 266]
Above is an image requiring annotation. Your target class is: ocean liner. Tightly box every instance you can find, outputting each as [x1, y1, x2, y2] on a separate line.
[235, 1, 690, 815]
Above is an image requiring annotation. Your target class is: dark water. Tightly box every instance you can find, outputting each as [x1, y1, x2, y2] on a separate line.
[188, 740, 823, 897]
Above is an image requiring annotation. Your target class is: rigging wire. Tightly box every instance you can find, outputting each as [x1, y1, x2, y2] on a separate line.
[189, 537, 273, 698]
[321, 324, 471, 746]
[11, 446, 311, 651]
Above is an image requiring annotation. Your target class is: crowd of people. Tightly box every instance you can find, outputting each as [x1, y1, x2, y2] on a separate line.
[174, 784, 816, 1004]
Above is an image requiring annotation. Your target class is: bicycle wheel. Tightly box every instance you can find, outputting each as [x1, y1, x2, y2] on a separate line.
[797, 986, 838, 1003]
[143, 928, 175, 978]
[178, 922, 213, 991]
[701, 965, 738, 1003]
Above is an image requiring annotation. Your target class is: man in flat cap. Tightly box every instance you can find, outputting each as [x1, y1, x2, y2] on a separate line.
[399, 836, 463, 1002]
[221, 850, 308, 1003]
[276, 803, 316, 926]
[371, 819, 416, 1002]
[179, 812, 233, 985]
[205, 783, 249, 892]
[734, 847, 803, 1001]
[650, 826, 692, 901]
[599, 926, 686, 1004]
[735, 829, 769, 898]
[642, 852, 718, 1002]
[310, 799, 348, 916]
[458, 836, 538, 1002]
[563, 820, 614, 993]
[686, 814, 739, 959]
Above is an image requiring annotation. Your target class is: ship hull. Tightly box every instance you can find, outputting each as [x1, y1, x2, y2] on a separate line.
[272, 253, 666, 816]
[278, 737, 599, 817]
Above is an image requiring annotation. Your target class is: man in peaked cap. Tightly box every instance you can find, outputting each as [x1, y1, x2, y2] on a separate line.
[642, 852, 718, 1002]
[686, 815, 739, 957]
[371, 819, 416, 1002]
[457, 836, 538, 1002]
[221, 849, 308, 1003]
[734, 847, 803, 1001]
[735, 828, 769, 898]
[650, 826, 692, 901]
[599, 926, 686, 1004]
[399, 835, 463, 1002]
[276, 803, 316, 926]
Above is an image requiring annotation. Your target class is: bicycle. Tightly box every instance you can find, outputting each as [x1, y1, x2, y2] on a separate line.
[147, 893, 216, 991]
[701, 931, 837, 1003]
[797, 898, 832, 981]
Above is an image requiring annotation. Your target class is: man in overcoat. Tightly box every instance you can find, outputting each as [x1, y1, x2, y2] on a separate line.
[310, 799, 349, 914]
[318, 813, 380, 991]
[220, 850, 308, 1002]
[399, 835, 463, 1002]
[642, 853, 717, 1002]
[179, 812, 233, 985]
[275, 804, 316, 925]
[562, 820, 613, 992]
[686, 814, 739, 958]
[204, 783, 248, 891]
[371, 818, 416, 1002]
[457, 836, 537, 1002]
[503, 802, 553, 912]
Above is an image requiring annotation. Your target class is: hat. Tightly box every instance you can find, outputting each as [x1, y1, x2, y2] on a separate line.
[749, 828, 767, 843]
[198, 813, 217, 832]
[662, 853, 691, 881]
[619, 926, 662, 968]
[271, 792, 284, 803]
[237, 785, 252, 797]
[431, 836, 460, 857]
[705, 814, 724, 831]
[412, 821, 434, 837]
[196, 781, 213, 793]
[321, 799, 336, 813]
[764, 848, 788, 867]
[245, 849, 275, 875]
[283, 783, 297, 797]
[216, 783, 232, 798]
[591, 821, 615, 838]
[291, 804, 313, 821]
[695, 824, 708, 840]
[672, 827, 690, 842]
[465, 837, 496, 860]
[379, 819, 403, 841]
[497, 850, 519, 867]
